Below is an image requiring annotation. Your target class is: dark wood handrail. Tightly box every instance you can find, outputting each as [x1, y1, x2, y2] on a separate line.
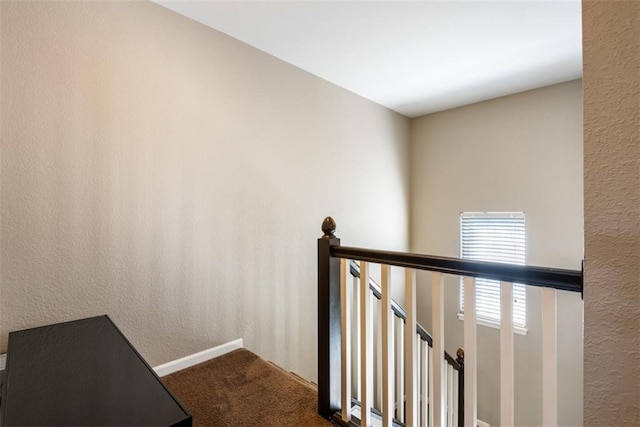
[333, 245, 582, 293]
[444, 350, 463, 371]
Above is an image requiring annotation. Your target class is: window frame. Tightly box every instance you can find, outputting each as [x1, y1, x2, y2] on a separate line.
[457, 212, 528, 335]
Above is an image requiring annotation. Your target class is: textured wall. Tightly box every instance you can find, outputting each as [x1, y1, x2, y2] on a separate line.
[410, 81, 584, 426]
[0, 1, 410, 381]
[583, 1, 640, 425]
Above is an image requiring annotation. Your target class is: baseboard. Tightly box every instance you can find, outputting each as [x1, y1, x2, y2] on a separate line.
[153, 338, 243, 377]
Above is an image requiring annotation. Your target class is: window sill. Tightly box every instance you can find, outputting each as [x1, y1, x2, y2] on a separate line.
[457, 313, 528, 335]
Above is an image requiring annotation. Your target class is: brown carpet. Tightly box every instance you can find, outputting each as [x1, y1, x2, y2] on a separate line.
[162, 348, 334, 427]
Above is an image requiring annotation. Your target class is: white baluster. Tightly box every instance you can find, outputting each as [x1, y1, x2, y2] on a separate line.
[429, 345, 434, 427]
[360, 262, 373, 426]
[377, 298, 383, 411]
[463, 276, 477, 427]
[381, 264, 394, 427]
[542, 287, 558, 427]
[405, 269, 418, 426]
[416, 340, 421, 425]
[354, 274, 361, 401]
[452, 369, 459, 427]
[432, 272, 446, 427]
[500, 281, 515, 427]
[420, 340, 429, 427]
[396, 317, 405, 422]
[447, 364, 454, 427]
[340, 259, 352, 421]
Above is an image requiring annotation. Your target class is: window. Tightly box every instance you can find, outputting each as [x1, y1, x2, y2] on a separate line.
[459, 212, 526, 332]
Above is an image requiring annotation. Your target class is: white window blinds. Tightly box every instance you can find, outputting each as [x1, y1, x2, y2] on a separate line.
[460, 212, 526, 329]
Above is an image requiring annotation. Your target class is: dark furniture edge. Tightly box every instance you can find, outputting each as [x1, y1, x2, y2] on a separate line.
[103, 315, 192, 425]
[0, 315, 192, 427]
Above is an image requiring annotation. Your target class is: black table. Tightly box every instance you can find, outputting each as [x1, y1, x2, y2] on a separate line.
[0, 315, 192, 426]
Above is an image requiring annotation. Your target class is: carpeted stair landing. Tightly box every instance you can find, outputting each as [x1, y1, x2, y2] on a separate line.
[162, 348, 333, 426]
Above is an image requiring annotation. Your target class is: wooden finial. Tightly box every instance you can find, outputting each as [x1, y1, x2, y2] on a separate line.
[321, 217, 336, 239]
[456, 347, 465, 365]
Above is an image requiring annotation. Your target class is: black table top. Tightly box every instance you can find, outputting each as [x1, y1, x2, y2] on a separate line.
[0, 315, 191, 426]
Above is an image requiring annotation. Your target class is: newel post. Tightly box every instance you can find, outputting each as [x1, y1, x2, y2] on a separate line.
[456, 348, 465, 427]
[318, 216, 341, 418]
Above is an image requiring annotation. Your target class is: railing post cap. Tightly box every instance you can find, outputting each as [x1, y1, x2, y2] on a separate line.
[321, 217, 336, 239]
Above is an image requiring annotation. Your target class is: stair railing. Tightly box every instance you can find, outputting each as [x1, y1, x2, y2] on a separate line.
[347, 260, 463, 426]
[318, 217, 583, 427]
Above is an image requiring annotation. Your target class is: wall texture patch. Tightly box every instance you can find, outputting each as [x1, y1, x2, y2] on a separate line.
[583, 1, 640, 425]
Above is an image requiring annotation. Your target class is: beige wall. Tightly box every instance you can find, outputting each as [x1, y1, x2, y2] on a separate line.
[0, 1, 410, 381]
[410, 81, 584, 426]
[583, 1, 640, 425]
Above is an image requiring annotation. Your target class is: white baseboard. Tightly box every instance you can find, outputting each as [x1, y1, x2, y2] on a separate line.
[153, 338, 243, 377]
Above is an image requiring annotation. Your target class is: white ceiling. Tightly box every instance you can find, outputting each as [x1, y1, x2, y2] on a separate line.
[155, 0, 583, 118]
